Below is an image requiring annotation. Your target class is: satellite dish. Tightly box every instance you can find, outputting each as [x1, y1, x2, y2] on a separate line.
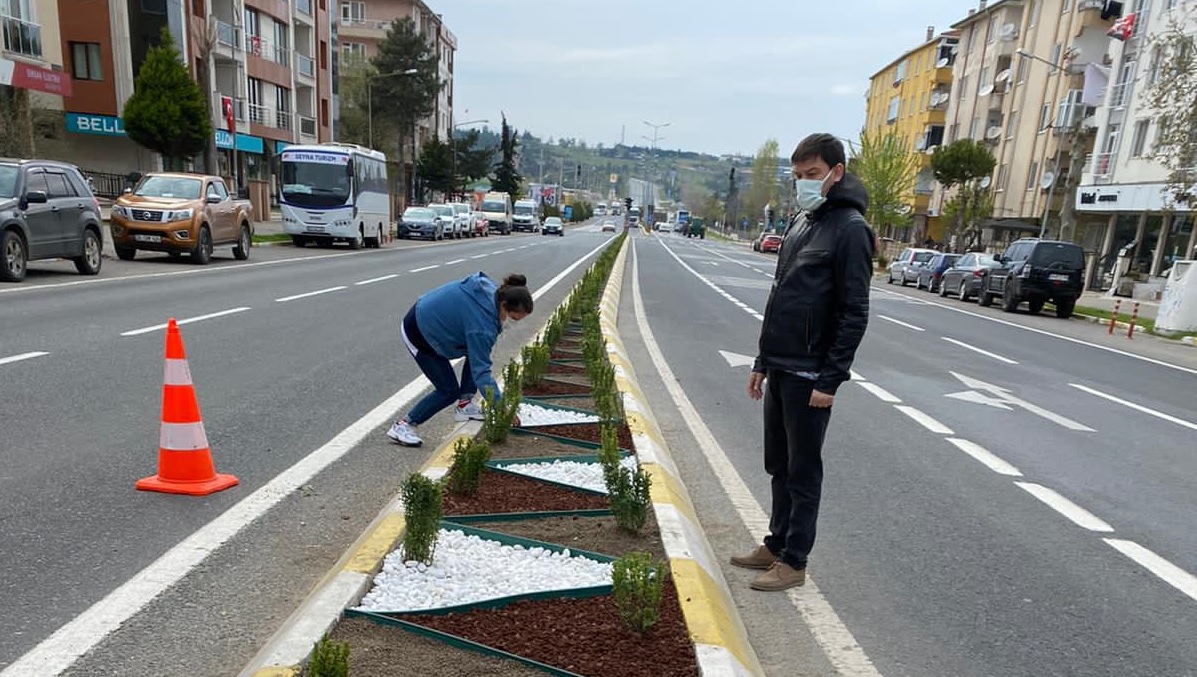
[986, 126, 1003, 139]
[1000, 23, 1018, 40]
[1040, 171, 1056, 190]
[980, 176, 992, 188]
[899, 204, 913, 215]
[979, 84, 995, 96]
[996, 69, 1012, 83]
[924, 144, 940, 155]
[936, 57, 949, 68]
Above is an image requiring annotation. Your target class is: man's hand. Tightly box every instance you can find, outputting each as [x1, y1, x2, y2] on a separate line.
[747, 372, 766, 400]
[809, 390, 834, 408]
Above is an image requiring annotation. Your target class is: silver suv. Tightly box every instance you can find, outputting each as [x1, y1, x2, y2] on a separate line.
[1, 160, 104, 282]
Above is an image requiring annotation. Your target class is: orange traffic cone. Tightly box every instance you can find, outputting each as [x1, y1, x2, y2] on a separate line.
[136, 318, 239, 496]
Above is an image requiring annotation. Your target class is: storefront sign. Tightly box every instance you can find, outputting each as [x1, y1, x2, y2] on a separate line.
[66, 113, 126, 136]
[0, 58, 72, 97]
[215, 130, 265, 154]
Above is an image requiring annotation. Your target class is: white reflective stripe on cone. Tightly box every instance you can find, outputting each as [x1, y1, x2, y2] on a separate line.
[163, 358, 193, 386]
[159, 421, 210, 451]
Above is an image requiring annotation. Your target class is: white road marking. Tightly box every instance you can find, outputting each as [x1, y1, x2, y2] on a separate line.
[409, 265, 439, 273]
[658, 239, 765, 322]
[275, 286, 347, 303]
[120, 307, 252, 336]
[857, 382, 902, 403]
[1104, 538, 1197, 603]
[941, 336, 1019, 364]
[690, 241, 775, 278]
[444, 258, 466, 265]
[850, 370, 864, 381]
[946, 438, 1023, 477]
[629, 241, 882, 676]
[354, 274, 398, 286]
[894, 405, 954, 435]
[950, 372, 1095, 432]
[0, 240, 614, 677]
[0, 351, 49, 366]
[1014, 482, 1115, 532]
[1069, 384, 1197, 431]
[877, 315, 925, 332]
[469, 254, 489, 259]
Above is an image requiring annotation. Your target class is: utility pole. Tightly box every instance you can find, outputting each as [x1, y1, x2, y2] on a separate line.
[642, 120, 669, 206]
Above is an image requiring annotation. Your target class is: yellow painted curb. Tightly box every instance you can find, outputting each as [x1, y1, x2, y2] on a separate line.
[344, 512, 407, 575]
[251, 668, 299, 677]
[670, 559, 759, 672]
[643, 464, 700, 526]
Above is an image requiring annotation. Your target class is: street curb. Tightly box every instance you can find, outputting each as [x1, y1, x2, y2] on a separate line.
[600, 238, 765, 677]
[1073, 312, 1196, 347]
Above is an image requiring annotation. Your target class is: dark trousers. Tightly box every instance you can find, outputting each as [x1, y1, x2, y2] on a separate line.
[401, 307, 476, 425]
[762, 370, 831, 570]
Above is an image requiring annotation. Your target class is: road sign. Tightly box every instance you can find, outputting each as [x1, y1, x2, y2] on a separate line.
[563, 205, 573, 220]
[609, 173, 618, 183]
[947, 372, 1095, 431]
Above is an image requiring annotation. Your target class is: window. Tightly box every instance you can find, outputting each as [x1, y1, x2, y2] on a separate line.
[958, 75, 968, 101]
[987, 15, 999, 43]
[1062, 0, 1071, 12]
[243, 8, 260, 36]
[341, 42, 365, 61]
[969, 116, 980, 140]
[1050, 43, 1062, 66]
[948, 123, 958, 143]
[24, 170, 49, 195]
[340, 1, 364, 24]
[1026, 161, 1039, 190]
[1148, 46, 1163, 84]
[895, 59, 907, 82]
[997, 164, 1009, 191]
[319, 40, 327, 69]
[70, 42, 102, 81]
[1006, 112, 1019, 138]
[247, 77, 262, 106]
[1016, 58, 1028, 84]
[978, 67, 990, 95]
[886, 96, 899, 122]
[191, 0, 203, 15]
[1130, 120, 1149, 157]
[45, 172, 75, 198]
[276, 86, 290, 112]
[1030, 0, 1041, 26]
[1039, 103, 1051, 131]
[320, 97, 329, 126]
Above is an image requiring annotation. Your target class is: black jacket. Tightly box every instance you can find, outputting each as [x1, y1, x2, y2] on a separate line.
[754, 173, 875, 395]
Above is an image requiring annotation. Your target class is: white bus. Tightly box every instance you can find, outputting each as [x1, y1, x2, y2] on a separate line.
[596, 202, 607, 216]
[279, 143, 389, 249]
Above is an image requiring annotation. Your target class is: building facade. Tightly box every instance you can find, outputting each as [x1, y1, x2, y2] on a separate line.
[865, 27, 959, 243]
[1, 0, 72, 159]
[1075, 0, 1196, 290]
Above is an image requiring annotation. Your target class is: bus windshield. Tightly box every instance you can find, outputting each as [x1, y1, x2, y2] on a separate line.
[281, 152, 352, 208]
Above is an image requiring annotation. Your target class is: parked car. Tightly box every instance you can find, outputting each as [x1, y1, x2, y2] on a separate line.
[886, 247, 938, 285]
[512, 198, 540, 232]
[752, 230, 776, 252]
[399, 206, 443, 240]
[939, 252, 998, 301]
[978, 238, 1085, 317]
[110, 173, 254, 264]
[450, 202, 474, 238]
[480, 192, 512, 235]
[916, 253, 961, 292]
[601, 219, 617, 233]
[658, 222, 675, 233]
[428, 203, 461, 239]
[759, 233, 783, 254]
[470, 211, 490, 237]
[542, 216, 564, 236]
[0, 159, 105, 282]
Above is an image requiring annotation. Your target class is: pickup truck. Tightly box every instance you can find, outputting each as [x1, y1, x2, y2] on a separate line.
[110, 173, 254, 264]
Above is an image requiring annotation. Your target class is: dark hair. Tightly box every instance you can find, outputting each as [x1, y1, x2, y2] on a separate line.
[496, 273, 533, 313]
[791, 133, 846, 169]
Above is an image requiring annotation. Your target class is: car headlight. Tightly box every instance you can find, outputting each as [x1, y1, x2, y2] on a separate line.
[111, 205, 128, 218]
[164, 208, 193, 221]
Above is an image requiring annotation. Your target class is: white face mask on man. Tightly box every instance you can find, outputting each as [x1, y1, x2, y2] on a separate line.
[794, 170, 833, 212]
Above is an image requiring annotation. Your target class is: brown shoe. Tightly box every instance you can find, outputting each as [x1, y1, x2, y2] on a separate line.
[730, 544, 778, 570]
[750, 562, 806, 591]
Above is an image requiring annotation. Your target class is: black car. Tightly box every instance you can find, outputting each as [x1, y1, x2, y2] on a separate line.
[916, 253, 961, 293]
[939, 251, 998, 301]
[978, 238, 1085, 317]
[1, 159, 104, 282]
[542, 216, 564, 236]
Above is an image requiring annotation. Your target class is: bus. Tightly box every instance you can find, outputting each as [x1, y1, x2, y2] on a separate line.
[596, 202, 607, 216]
[676, 209, 692, 229]
[279, 143, 389, 249]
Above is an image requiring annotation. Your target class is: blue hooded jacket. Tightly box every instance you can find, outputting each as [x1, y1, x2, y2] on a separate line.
[414, 272, 504, 400]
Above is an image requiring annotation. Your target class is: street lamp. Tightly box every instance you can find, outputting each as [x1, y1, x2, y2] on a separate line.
[367, 68, 418, 150]
[1015, 49, 1073, 239]
[642, 120, 669, 206]
[450, 117, 489, 201]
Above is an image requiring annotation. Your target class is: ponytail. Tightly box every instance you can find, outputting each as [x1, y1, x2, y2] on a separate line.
[496, 273, 533, 314]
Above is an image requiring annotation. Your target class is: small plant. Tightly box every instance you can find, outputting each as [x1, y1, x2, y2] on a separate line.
[597, 422, 621, 478]
[612, 552, 667, 635]
[446, 437, 490, 496]
[521, 341, 551, 388]
[604, 456, 652, 534]
[401, 472, 443, 564]
[877, 253, 889, 270]
[481, 361, 522, 444]
[305, 635, 350, 677]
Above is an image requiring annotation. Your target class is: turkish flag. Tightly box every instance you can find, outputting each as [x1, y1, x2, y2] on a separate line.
[221, 96, 235, 131]
[1107, 13, 1135, 41]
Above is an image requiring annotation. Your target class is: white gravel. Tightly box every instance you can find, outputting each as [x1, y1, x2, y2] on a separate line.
[517, 402, 600, 426]
[501, 457, 639, 493]
[357, 528, 612, 612]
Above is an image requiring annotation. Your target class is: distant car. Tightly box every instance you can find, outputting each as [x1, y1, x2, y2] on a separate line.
[542, 216, 564, 236]
[659, 222, 674, 233]
[399, 207, 443, 240]
[0, 159, 104, 282]
[916, 253, 961, 292]
[450, 202, 473, 238]
[978, 238, 1085, 317]
[470, 211, 490, 237]
[752, 230, 779, 252]
[428, 203, 461, 239]
[886, 248, 938, 285]
[601, 219, 616, 233]
[940, 252, 998, 301]
[760, 233, 783, 254]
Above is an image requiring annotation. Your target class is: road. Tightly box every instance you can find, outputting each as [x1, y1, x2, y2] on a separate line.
[0, 224, 614, 676]
[622, 232, 1197, 677]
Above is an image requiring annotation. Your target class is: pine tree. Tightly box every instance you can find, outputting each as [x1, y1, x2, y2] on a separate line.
[123, 28, 211, 169]
[491, 114, 522, 196]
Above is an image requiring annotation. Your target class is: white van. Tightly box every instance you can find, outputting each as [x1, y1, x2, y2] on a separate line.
[480, 192, 512, 235]
[513, 198, 540, 232]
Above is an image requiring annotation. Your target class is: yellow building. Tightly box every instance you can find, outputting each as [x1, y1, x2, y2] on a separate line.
[864, 28, 959, 243]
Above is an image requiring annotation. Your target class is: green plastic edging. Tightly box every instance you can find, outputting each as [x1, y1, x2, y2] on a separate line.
[511, 427, 633, 455]
[344, 609, 590, 677]
[439, 521, 616, 563]
[445, 508, 613, 524]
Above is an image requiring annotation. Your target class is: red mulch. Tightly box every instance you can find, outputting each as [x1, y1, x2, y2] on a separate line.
[442, 469, 609, 515]
[531, 423, 635, 451]
[551, 350, 583, 360]
[546, 362, 589, 376]
[523, 379, 593, 396]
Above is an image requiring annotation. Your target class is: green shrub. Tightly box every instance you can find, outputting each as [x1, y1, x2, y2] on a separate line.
[877, 254, 889, 269]
[446, 437, 491, 496]
[401, 473, 443, 565]
[601, 446, 651, 534]
[521, 341, 551, 387]
[481, 361, 522, 444]
[612, 552, 667, 635]
[305, 635, 350, 677]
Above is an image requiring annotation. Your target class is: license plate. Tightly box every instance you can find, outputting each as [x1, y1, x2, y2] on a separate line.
[1049, 273, 1069, 282]
[306, 226, 326, 233]
[134, 234, 161, 243]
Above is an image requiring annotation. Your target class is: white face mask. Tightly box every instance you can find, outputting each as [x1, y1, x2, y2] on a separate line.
[794, 170, 833, 212]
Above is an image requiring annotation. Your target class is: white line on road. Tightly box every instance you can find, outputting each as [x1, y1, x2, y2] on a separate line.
[850, 370, 864, 381]
[877, 315, 925, 332]
[354, 274, 398, 286]
[946, 438, 1023, 477]
[1069, 383, 1197, 431]
[691, 241, 775, 278]
[409, 265, 439, 273]
[941, 336, 1019, 364]
[894, 406, 954, 435]
[857, 382, 902, 403]
[0, 238, 614, 677]
[629, 240, 881, 676]
[470, 254, 489, 259]
[120, 307, 252, 336]
[1104, 538, 1197, 603]
[275, 286, 347, 303]
[1014, 482, 1115, 532]
[0, 351, 49, 366]
[658, 239, 765, 322]
[444, 258, 466, 265]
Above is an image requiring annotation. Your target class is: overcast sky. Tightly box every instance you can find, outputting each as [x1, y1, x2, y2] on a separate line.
[443, 0, 975, 157]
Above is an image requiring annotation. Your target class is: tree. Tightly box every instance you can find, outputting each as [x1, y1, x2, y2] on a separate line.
[942, 185, 994, 250]
[931, 139, 996, 249]
[744, 139, 780, 224]
[123, 28, 211, 170]
[1143, 7, 1197, 211]
[416, 135, 454, 199]
[851, 129, 920, 238]
[452, 129, 495, 193]
[491, 114, 522, 196]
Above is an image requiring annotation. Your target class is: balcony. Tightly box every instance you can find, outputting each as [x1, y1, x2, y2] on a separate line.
[1088, 152, 1117, 182]
[248, 103, 269, 126]
[216, 21, 240, 49]
[245, 35, 289, 68]
[217, 94, 247, 123]
[275, 110, 292, 131]
[296, 54, 315, 79]
[296, 0, 312, 16]
[1107, 82, 1130, 108]
[300, 116, 317, 138]
[338, 18, 393, 39]
[2, 13, 42, 58]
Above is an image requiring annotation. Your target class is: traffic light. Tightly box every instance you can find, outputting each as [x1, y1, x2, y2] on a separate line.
[624, 197, 633, 211]
[576, 164, 581, 182]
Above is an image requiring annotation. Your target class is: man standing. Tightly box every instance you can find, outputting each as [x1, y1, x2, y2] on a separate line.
[732, 133, 875, 591]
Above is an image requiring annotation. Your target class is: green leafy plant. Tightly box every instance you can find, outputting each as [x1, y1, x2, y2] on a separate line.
[877, 254, 889, 270]
[446, 437, 490, 496]
[122, 29, 212, 169]
[305, 635, 350, 677]
[603, 452, 652, 534]
[521, 341, 551, 387]
[481, 361, 522, 444]
[612, 552, 667, 635]
[401, 472, 443, 564]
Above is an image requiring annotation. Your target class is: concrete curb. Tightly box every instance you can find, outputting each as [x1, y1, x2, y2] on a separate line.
[600, 238, 766, 677]
[1073, 313, 1196, 347]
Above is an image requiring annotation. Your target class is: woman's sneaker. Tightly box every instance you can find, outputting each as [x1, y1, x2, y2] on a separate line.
[386, 420, 423, 447]
[455, 400, 485, 422]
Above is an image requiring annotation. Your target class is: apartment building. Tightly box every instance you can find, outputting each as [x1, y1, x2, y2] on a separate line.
[337, 0, 456, 144]
[865, 27, 959, 243]
[1075, 0, 1196, 288]
[939, 0, 1115, 251]
[1, 0, 70, 154]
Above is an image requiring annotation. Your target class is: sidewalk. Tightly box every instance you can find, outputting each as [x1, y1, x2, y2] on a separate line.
[1078, 291, 1159, 321]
